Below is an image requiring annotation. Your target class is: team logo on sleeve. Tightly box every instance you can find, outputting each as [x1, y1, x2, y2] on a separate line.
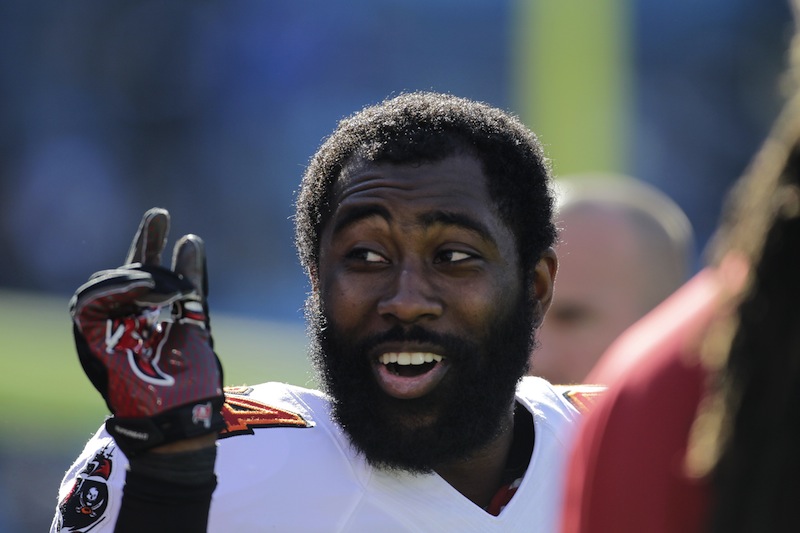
[56, 449, 114, 532]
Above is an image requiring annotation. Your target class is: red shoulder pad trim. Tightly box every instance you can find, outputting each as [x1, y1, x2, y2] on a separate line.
[219, 386, 311, 439]
[555, 384, 606, 414]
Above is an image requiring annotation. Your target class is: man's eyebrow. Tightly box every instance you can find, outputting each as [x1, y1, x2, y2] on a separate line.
[330, 206, 496, 244]
[331, 204, 392, 236]
[419, 211, 495, 243]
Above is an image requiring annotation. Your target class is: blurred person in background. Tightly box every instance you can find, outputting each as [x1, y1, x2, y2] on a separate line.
[561, 1, 800, 530]
[531, 175, 694, 384]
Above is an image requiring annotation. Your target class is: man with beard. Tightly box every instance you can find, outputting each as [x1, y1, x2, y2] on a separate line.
[53, 92, 595, 532]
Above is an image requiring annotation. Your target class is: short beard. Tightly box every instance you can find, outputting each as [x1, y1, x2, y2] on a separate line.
[306, 290, 536, 474]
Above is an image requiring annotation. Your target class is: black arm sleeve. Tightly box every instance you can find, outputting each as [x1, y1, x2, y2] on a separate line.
[114, 447, 217, 533]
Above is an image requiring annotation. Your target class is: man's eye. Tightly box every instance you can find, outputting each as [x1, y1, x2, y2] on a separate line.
[436, 250, 474, 263]
[348, 248, 388, 263]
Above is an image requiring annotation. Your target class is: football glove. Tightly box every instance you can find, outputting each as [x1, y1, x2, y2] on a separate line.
[70, 208, 225, 456]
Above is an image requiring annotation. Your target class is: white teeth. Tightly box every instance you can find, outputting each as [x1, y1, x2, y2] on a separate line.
[380, 352, 444, 365]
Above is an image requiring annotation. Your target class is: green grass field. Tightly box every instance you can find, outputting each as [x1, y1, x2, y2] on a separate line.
[0, 289, 313, 452]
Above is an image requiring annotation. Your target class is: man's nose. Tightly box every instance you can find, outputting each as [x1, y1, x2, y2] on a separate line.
[377, 264, 443, 323]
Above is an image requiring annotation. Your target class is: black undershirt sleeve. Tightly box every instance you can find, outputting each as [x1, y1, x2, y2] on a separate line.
[114, 446, 217, 533]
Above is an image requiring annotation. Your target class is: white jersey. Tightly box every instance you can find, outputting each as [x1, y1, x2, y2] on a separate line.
[52, 377, 600, 532]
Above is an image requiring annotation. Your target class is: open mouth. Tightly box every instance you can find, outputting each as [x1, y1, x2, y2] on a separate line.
[380, 352, 443, 376]
[374, 352, 449, 399]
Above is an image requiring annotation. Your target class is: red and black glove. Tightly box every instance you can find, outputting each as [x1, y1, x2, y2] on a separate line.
[70, 208, 225, 456]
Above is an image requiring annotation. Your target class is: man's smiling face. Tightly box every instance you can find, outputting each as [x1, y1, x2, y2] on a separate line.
[308, 153, 549, 472]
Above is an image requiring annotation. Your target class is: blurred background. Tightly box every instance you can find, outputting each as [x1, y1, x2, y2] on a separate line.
[0, 0, 793, 530]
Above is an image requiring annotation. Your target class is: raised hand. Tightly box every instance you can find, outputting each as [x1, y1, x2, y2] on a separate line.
[70, 208, 225, 456]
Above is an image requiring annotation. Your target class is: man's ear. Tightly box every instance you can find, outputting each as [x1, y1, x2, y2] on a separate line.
[531, 247, 557, 328]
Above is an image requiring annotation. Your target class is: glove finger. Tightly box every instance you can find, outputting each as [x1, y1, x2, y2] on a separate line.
[71, 268, 156, 319]
[171, 234, 212, 339]
[125, 208, 170, 266]
[136, 264, 196, 306]
[72, 266, 194, 319]
[172, 234, 207, 301]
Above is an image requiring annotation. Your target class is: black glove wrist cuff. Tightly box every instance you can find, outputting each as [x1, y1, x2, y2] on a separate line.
[106, 395, 225, 457]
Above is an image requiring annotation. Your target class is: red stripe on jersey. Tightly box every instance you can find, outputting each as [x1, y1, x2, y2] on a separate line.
[219, 393, 310, 438]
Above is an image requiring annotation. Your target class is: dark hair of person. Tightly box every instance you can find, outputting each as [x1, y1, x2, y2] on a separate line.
[294, 91, 556, 285]
[689, 70, 800, 532]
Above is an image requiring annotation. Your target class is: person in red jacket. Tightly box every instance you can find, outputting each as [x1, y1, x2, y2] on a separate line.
[561, 2, 800, 530]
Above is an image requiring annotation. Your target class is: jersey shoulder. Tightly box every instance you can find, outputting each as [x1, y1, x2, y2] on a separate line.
[219, 385, 314, 439]
[551, 383, 607, 414]
[218, 383, 322, 439]
[517, 376, 606, 417]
